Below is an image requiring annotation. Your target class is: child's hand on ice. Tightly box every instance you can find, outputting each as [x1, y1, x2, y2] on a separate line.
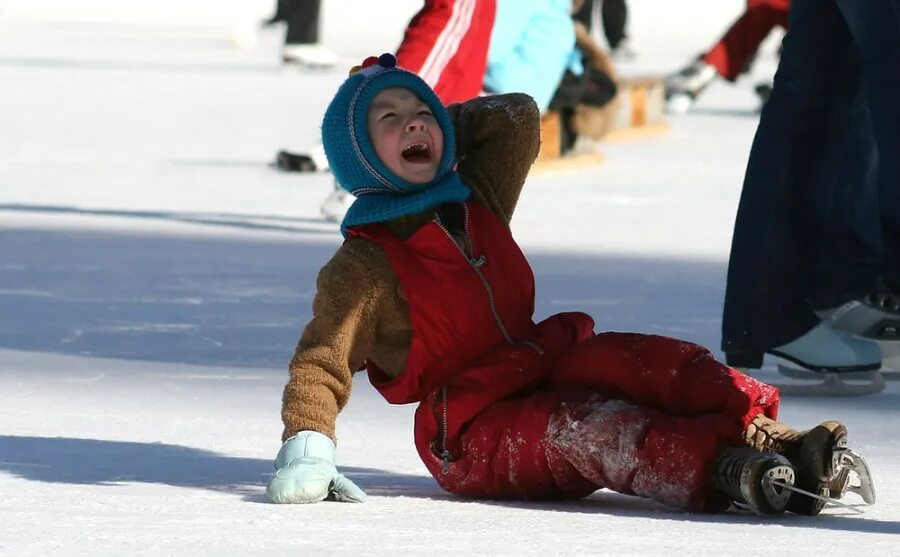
[266, 431, 367, 504]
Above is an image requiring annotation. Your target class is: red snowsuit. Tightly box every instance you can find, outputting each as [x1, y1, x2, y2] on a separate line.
[349, 202, 780, 511]
[395, 0, 496, 105]
[703, 0, 791, 82]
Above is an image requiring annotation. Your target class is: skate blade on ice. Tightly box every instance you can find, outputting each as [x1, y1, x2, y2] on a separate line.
[768, 448, 875, 514]
[774, 359, 886, 396]
[734, 362, 886, 396]
[835, 448, 876, 505]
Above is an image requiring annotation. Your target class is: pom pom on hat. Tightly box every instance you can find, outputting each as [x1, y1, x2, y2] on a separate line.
[377, 53, 397, 68]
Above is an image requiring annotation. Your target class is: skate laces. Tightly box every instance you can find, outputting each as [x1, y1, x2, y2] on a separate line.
[745, 417, 800, 453]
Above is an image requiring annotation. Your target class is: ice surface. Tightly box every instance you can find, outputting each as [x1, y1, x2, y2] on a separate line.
[1, 2, 898, 555]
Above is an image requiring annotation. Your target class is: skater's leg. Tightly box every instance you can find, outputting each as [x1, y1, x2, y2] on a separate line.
[601, 0, 628, 50]
[284, 0, 320, 45]
[281, 0, 338, 67]
[722, 0, 862, 362]
[702, 0, 790, 81]
[837, 0, 900, 292]
[550, 332, 780, 429]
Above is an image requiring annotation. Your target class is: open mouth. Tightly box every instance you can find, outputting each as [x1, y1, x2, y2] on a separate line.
[401, 142, 432, 163]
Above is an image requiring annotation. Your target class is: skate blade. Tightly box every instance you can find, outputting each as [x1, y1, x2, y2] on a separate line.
[771, 371, 886, 397]
[281, 59, 337, 72]
[769, 479, 866, 515]
[773, 361, 886, 396]
[836, 449, 876, 505]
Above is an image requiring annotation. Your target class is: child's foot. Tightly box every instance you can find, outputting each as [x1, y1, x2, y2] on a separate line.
[713, 447, 794, 515]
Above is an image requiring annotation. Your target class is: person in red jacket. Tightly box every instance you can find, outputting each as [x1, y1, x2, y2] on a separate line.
[276, 0, 496, 222]
[395, 0, 496, 105]
[266, 54, 873, 516]
[665, 0, 790, 112]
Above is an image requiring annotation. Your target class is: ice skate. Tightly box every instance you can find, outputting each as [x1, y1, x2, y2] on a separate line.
[774, 322, 884, 395]
[731, 322, 885, 396]
[781, 421, 848, 515]
[664, 59, 717, 115]
[827, 294, 900, 379]
[282, 44, 339, 69]
[273, 143, 330, 173]
[743, 415, 876, 514]
[712, 447, 794, 516]
[754, 82, 773, 110]
[610, 38, 638, 61]
[320, 183, 354, 223]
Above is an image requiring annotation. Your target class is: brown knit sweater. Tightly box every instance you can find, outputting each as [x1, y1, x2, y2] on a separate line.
[281, 93, 542, 442]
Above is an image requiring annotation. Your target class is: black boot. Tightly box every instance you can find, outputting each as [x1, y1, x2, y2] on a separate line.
[713, 447, 794, 515]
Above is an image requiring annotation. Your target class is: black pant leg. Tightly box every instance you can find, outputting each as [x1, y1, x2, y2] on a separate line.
[285, 0, 321, 45]
[601, 0, 628, 49]
[837, 0, 900, 292]
[722, 0, 864, 357]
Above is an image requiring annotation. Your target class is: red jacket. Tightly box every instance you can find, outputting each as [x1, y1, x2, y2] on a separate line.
[349, 202, 779, 509]
[395, 0, 496, 104]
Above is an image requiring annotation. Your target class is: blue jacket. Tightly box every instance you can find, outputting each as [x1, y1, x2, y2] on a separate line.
[484, 0, 580, 112]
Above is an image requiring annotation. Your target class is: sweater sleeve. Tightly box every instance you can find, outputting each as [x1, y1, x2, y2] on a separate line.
[280, 240, 387, 443]
[447, 93, 542, 226]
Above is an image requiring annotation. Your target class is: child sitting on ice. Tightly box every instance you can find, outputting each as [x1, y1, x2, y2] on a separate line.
[266, 53, 869, 516]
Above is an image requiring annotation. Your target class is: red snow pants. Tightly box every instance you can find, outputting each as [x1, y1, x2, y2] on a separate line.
[414, 331, 780, 512]
[703, 0, 791, 81]
[395, 0, 496, 105]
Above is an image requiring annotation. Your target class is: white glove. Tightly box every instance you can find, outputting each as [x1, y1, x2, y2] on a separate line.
[266, 431, 367, 504]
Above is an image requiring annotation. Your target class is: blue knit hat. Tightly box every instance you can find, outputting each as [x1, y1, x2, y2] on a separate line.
[321, 53, 471, 235]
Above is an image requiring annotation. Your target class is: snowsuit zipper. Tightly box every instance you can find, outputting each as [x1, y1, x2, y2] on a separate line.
[432, 205, 544, 473]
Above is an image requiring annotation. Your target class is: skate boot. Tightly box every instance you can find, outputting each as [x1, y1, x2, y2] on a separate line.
[664, 58, 717, 114]
[771, 323, 881, 374]
[728, 323, 885, 396]
[828, 294, 900, 378]
[321, 183, 354, 223]
[712, 447, 794, 516]
[282, 44, 339, 69]
[782, 422, 848, 515]
[744, 415, 875, 513]
[744, 415, 845, 514]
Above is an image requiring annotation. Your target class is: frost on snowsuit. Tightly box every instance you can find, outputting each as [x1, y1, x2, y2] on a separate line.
[349, 202, 780, 512]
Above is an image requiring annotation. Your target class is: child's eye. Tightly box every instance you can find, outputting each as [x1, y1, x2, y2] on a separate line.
[380, 112, 396, 121]
[418, 110, 433, 117]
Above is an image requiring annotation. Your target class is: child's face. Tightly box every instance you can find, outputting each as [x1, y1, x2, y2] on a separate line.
[367, 87, 444, 184]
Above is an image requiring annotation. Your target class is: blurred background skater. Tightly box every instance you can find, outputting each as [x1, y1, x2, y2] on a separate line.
[722, 0, 900, 396]
[664, 0, 790, 114]
[276, 0, 340, 68]
[549, 0, 620, 156]
[482, 0, 578, 117]
[575, 0, 635, 60]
